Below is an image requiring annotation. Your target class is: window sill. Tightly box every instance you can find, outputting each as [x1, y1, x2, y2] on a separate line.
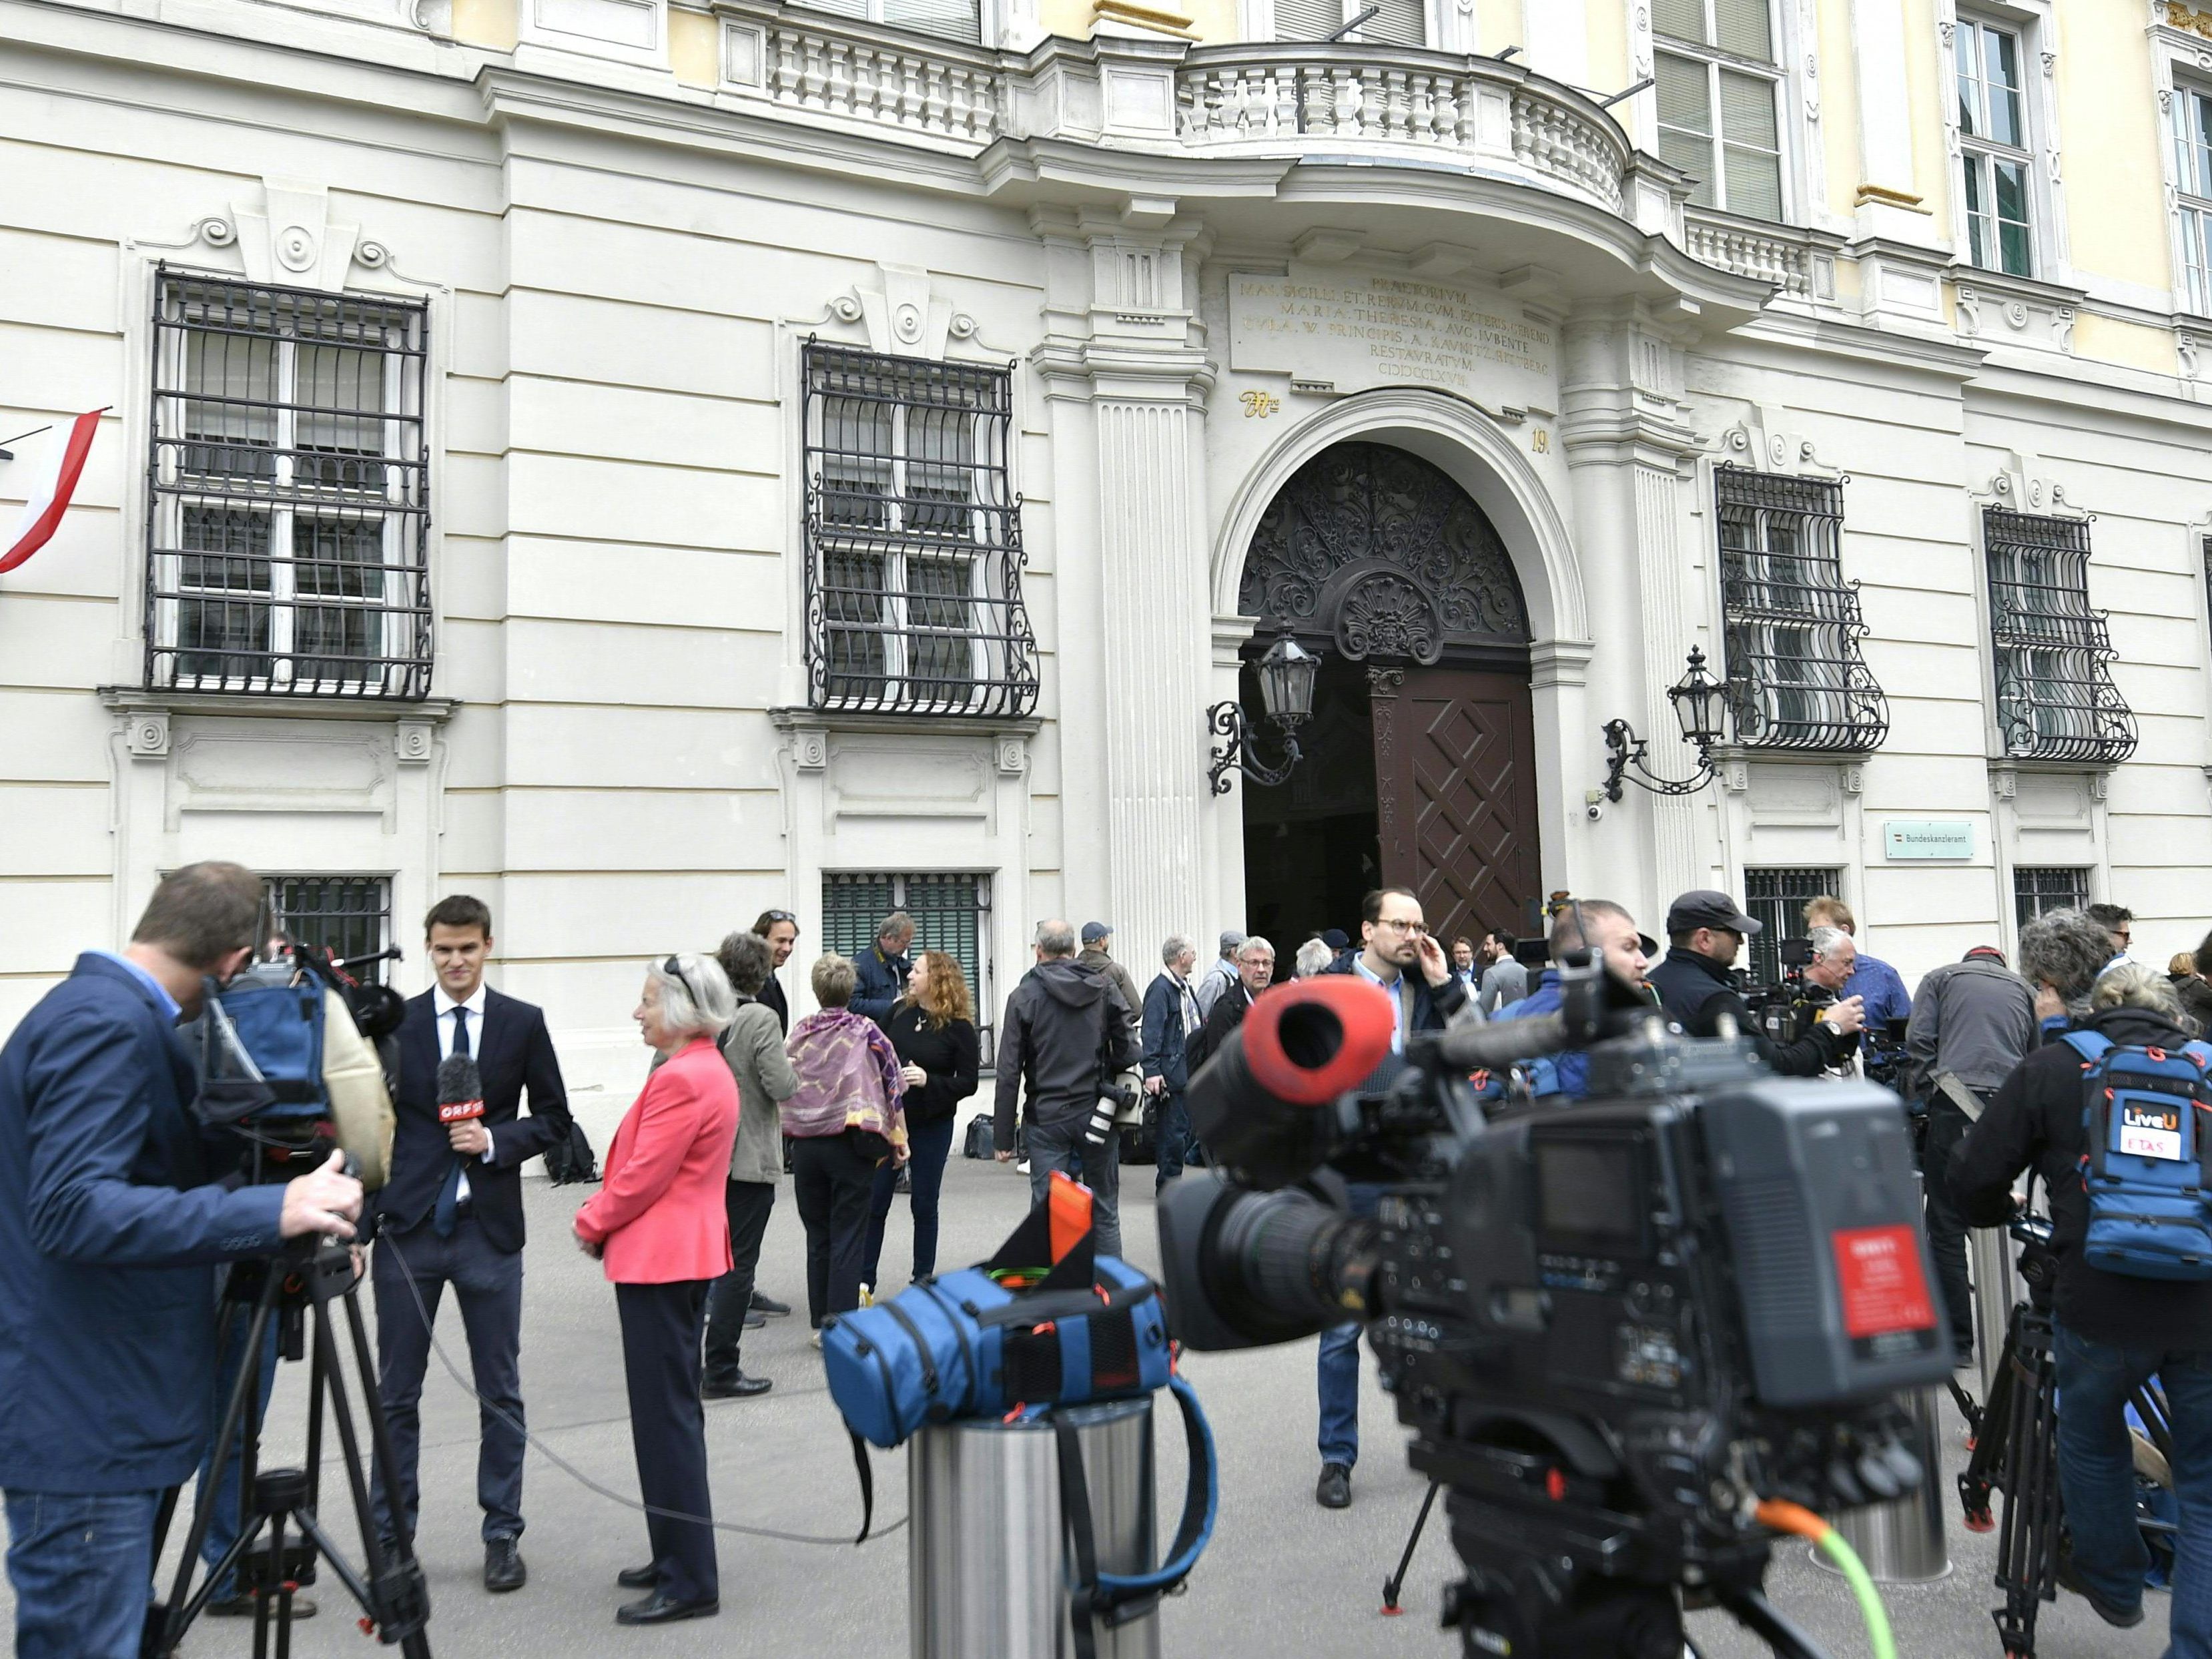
[101, 686, 458, 725]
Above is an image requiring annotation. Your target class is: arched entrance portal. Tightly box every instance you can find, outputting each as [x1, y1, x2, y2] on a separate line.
[1236, 441, 1540, 952]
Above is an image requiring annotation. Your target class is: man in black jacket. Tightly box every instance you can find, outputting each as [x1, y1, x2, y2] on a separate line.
[1949, 960, 2212, 1642]
[1140, 935, 1202, 1189]
[1647, 889, 1864, 1076]
[370, 895, 571, 1594]
[1188, 936, 1276, 1074]
[750, 907, 800, 1034]
[992, 920, 1139, 1253]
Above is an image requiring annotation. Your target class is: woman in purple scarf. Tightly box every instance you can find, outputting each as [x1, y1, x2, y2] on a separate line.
[783, 955, 908, 1335]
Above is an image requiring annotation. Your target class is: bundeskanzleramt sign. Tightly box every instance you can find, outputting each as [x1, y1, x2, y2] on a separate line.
[1881, 820, 1974, 861]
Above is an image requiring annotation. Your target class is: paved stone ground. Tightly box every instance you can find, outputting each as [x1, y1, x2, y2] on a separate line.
[4, 1152, 2176, 1658]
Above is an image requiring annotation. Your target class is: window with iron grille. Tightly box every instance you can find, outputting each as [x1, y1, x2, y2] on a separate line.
[1982, 509, 2137, 765]
[2013, 866, 2089, 931]
[147, 269, 430, 699]
[1742, 867, 1840, 986]
[801, 343, 1036, 720]
[265, 876, 392, 984]
[1954, 14, 2037, 277]
[1653, 0, 1785, 220]
[823, 872, 994, 1061]
[1716, 467, 1888, 753]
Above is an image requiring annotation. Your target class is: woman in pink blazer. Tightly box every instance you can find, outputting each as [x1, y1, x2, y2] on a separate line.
[573, 952, 739, 1627]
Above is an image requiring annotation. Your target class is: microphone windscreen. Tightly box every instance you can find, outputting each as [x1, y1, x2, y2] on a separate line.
[437, 1052, 482, 1106]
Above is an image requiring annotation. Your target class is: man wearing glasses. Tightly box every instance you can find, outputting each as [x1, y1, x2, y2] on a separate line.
[2086, 903, 2135, 974]
[1311, 888, 1481, 1510]
[1647, 889, 1863, 1078]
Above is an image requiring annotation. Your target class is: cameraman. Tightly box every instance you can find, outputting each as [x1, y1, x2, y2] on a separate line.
[1801, 926, 1862, 1074]
[1648, 890, 1863, 1077]
[1949, 960, 2212, 1646]
[0, 862, 363, 1659]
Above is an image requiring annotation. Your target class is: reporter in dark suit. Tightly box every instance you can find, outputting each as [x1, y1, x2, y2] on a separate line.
[369, 894, 571, 1594]
[0, 862, 362, 1659]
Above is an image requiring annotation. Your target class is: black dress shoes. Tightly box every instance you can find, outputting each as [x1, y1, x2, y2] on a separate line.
[750, 1291, 791, 1317]
[616, 1590, 719, 1626]
[703, 1371, 773, 1400]
[484, 1537, 527, 1593]
[616, 1563, 661, 1590]
[744, 1310, 767, 1329]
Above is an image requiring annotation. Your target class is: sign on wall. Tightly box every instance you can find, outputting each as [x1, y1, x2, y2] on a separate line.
[1881, 820, 1975, 861]
[1228, 268, 1554, 405]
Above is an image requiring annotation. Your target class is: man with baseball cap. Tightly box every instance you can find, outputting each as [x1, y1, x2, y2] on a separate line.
[1076, 922, 1143, 1047]
[1647, 889, 1864, 1077]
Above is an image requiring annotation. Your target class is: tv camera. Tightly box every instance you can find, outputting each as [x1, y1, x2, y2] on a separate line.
[1157, 952, 1953, 1658]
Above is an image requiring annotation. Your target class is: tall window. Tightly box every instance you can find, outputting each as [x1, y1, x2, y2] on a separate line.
[147, 270, 431, 698]
[1983, 509, 2137, 764]
[1954, 15, 2035, 277]
[823, 872, 994, 1060]
[1715, 468, 1888, 753]
[2175, 83, 2212, 314]
[2013, 866, 2088, 930]
[1743, 867, 1840, 986]
[1266, 0, 1421, 43]
[1653, 0, 1784, 220]
[801, 343, 1037, 720]
[266, 876, 392, 984]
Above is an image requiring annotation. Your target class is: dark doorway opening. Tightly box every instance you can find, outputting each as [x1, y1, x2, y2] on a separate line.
[1239, 651, 1380, 951]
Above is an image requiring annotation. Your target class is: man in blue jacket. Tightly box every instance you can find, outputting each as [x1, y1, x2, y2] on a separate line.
[1140, 935, 1202, 1189]
[850, 910, 915, 1027]
[0, 861, 364, 1659]
[1492, 900, 1650, 1100]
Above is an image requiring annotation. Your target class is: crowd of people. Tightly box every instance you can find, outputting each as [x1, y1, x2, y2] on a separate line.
[6, 857, 2212, 1652]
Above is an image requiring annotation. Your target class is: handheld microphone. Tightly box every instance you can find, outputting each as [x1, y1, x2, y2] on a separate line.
[436, 1053, 484, 1127]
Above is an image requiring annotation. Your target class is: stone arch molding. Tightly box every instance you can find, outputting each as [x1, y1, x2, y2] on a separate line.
[1210, 388, 1588, 649]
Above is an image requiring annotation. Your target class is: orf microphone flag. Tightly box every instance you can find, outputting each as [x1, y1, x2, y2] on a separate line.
[436, 1053, 485, 1126]
[1, 409, 103, 576]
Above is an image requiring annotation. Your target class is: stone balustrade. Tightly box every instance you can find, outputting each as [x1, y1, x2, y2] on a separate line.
[720, 4, 1004, 146]
[1681, 211, 1812, 297]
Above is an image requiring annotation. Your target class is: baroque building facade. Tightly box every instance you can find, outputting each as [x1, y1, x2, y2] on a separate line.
[5, 0, 2212, 1109]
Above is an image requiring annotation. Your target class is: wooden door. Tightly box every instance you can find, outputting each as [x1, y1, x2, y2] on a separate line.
[1370, 665, 1540, 946]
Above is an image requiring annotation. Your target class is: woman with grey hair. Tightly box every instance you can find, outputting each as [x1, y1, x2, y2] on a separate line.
[699, 931, 799, 1400]
[572, 952, 740, 1625]
[1294, 938, 1335, 981]
[2018, 908, 2119, 1027]
[783, 956, 907, 1337]
[1950, 949, 2212, 1643]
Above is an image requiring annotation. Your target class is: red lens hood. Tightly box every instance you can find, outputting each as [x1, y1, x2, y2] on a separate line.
[1239, 976, 1397, 1104]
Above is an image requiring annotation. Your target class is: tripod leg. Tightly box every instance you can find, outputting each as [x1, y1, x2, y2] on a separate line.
[318, 1289, 433, 1656]
[155, 1273, 282, 1656]
[1383, 1480, 1442, 1614]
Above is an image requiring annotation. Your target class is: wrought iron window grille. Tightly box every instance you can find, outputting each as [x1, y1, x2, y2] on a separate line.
[145, 268, 432, 700]
[800, 342, 1038, 721]
[1982, 508, 2137, 765]
[2012, 866, 2089, 931]
[1714, 466, 1888, 755]
[1743, 866, 1842, 988]
[823, 872, 994, 1062]
[265, 876, 393, 984]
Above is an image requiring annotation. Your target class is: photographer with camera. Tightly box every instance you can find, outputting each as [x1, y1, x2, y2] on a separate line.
[1800, 927, 1862, 1075]
[0, 862, 364, 1659]
[1949, 952, 2212, 1647]
[1905, 944, 2035, 1363]
[1648, 889, 1864, 1076]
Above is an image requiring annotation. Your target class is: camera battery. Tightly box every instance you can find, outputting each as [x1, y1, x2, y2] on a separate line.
[1700, 1079, 1955, 1407]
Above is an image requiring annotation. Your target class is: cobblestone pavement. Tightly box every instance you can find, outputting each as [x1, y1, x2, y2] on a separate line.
[5, 1154, 2173, 1658]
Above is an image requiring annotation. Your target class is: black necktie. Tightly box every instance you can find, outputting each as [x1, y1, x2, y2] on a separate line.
[452, 1006, 471, 1058]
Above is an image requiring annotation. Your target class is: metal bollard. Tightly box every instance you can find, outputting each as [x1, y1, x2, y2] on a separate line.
[1971, 1222, 2018, 1404]
[1830, 1384, 1951, 1582]
[909, 1395, 1160, 1659]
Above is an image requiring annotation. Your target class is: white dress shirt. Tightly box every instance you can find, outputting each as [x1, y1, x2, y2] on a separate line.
[435, 983, 497, 1202]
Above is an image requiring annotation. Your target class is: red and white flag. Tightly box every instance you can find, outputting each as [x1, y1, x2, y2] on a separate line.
[1, 409, 103, 576]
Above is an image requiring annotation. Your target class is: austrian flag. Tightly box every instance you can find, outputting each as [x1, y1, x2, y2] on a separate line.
[1, 409, 103, 575]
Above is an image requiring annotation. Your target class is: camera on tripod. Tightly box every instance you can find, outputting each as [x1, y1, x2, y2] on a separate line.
[1157, 950, 1953, 1658]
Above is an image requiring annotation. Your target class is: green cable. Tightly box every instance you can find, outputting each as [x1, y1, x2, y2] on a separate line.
[1811, 1526, 1899, 1659]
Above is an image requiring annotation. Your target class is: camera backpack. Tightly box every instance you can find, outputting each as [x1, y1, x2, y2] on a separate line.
[2061, 1030, 2212, 1281]
[194, 976, 329, 1126]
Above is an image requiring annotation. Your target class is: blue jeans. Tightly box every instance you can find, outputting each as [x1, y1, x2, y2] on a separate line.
[4, 1487, 162, 1659]
[1317, 1182, 1383, 1469]
[1154, 1091, 1192, 1190]
[198, 1295, 284, 1597]
[864, 1114, 958, 1285]
[2053, 1321, 2212, 1656]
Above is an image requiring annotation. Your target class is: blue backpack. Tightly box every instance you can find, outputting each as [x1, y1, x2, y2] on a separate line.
[821, 1207, 1216, 1649]
[2061, 1030, 2212, 1281]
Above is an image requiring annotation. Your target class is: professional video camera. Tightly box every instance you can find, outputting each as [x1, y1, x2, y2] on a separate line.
[1742, 938, 1826, 1047]
[1158, 950, 1953, 1658]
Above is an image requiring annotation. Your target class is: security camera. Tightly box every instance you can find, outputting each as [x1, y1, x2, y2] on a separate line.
[1583, 792, 1606, 822]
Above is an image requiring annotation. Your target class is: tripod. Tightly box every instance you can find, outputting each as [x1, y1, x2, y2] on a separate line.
[147, 1237, 431, 1658]
[1954, 1239, 2174, 1659]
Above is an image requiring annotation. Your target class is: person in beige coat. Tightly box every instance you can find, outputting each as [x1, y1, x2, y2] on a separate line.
[701, 930, 799, 1399]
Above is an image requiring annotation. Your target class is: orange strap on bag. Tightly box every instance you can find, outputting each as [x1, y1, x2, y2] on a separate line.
[1048, 1170, 1094, 1264]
